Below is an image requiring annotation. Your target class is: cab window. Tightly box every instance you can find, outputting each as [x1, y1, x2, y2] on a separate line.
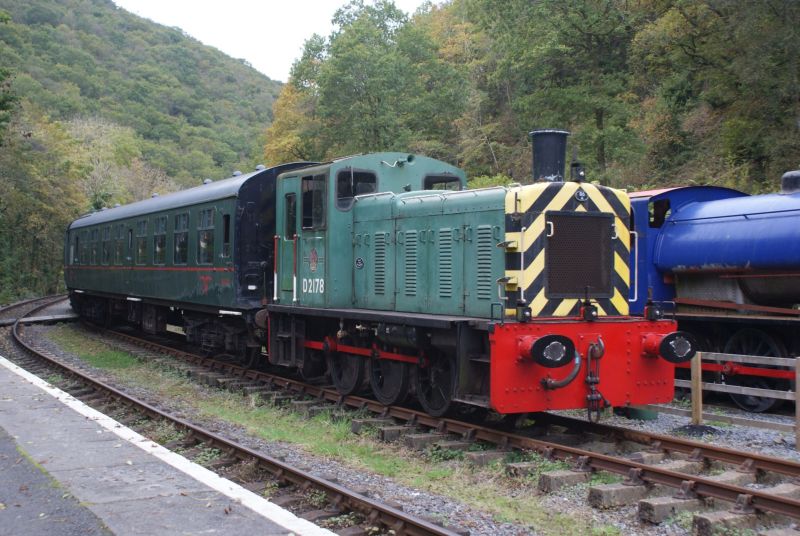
[424, 174, 462, 191]
[336, 168, 376, 209]
[302, 174, 326, 229]
[285, 194, 296, 238]
[649, 199, 671, 228]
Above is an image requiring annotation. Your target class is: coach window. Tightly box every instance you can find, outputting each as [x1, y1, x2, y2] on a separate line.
[649, 199, 671, 228]
[222, 214, 231, 258]
[174, 213, 189, 264]
[424, 175, 462, 191]
[82, 230, 89, 263]
[114, 224, 124, 265]
[285, 194, 296, 238]
[197, 208, 215, 265]
[102, 226, 111, 265]
[135, 219, 148, 265]
[90, 229, 99, 265]
[73, 236, 79, 264]
[302, 174, 326, 229]
[153, 216, 167, 265]
[336, 168, 376, 210]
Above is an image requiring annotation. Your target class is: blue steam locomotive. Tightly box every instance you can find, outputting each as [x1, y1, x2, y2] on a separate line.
[629, 171, 800, 411]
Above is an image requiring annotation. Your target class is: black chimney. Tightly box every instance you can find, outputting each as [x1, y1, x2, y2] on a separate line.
[781, 170, 800, 194]
[529, 129, 569, 182]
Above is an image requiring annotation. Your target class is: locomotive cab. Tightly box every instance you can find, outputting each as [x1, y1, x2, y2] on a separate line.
[269, 153, 466, 375]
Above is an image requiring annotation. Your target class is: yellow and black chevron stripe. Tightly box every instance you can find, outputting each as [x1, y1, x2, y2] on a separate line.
[503, 181, 630, 317]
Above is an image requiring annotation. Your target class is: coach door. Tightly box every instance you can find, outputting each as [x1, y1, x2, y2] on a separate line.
[125, 225, 134, 292]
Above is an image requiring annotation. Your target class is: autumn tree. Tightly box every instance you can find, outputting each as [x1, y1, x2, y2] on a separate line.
[267, 0, 466, 162]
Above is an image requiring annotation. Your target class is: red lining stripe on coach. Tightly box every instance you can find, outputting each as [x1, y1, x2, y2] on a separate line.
[64, 266, 233, 272]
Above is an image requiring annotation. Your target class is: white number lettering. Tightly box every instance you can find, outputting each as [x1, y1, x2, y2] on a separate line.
[302, 278, 325, 294]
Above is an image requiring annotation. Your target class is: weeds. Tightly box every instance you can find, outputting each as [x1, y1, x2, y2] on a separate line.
[193, 447, 222, 466]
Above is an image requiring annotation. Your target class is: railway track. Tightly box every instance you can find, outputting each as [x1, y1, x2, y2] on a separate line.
[0, 294, 67, 322]
[82, 326, 800, 525]
[9, 304, 800, 533]
[4, 300, 463, 536]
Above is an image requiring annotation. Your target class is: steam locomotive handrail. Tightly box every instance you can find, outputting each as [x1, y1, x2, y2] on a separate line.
[628, 230, 639, 303]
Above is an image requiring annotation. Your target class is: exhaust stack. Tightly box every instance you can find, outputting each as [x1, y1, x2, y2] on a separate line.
[530, 129, 569, 182]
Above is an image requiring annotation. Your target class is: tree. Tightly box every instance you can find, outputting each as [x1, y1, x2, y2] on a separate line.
[0, 10, 16, 143]
[0, 102, 87, 300]
[631, 0, 800, 188]
[267, 0, 467, 163]
[264, 82, 323, 163]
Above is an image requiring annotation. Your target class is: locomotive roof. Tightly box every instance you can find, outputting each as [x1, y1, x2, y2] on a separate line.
[68, 163, 312, 230]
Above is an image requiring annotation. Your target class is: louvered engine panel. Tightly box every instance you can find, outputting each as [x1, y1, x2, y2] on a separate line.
[438, 228, 453, 298]
[374, 232, 386, 295]
[404, 231, 418, 297]
[476, 225, 493, 300]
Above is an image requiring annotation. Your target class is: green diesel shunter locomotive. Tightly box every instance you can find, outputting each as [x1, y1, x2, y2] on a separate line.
[268, 131, 692, 417]
[65, 153, 465, 367]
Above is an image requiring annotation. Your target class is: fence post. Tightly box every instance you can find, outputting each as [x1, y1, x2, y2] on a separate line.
[795, 359, 799, 451]
[691, 351, 703, 426]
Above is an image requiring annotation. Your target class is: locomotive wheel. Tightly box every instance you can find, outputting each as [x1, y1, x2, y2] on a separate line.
[723, 329, 787, 413]
[326, 345, 364, 396]
[368, 358, 409, 406]
[415, 355, 455, 417]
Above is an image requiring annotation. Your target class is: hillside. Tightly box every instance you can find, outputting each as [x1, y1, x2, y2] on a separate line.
[0, 0, 281, 183]
[0, 0, 283, 301]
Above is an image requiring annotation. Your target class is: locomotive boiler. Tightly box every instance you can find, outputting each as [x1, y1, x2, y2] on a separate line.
[629, 171, 800, 411]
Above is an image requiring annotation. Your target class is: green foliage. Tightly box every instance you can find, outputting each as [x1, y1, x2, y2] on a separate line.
[266, 0, 467, 161]
[0, 102, 86, 301]
[0, 0, 281, 184]
[0, 0, 287, 301]
[266, 0, 798, 191]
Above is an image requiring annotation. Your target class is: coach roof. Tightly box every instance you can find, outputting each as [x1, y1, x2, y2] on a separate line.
[68, 162, 320, 230]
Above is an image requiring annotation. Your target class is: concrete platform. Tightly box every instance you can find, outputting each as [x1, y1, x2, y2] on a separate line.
[0, 355, 333, 535]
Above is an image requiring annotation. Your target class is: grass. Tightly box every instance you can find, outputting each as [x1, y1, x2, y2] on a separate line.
[47, 324, 600, 534]
[49, 326, 137, 370]
[590, 472, 622, 485]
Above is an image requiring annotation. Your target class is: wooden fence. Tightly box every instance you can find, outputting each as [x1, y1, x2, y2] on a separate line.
[681, 351, 799, 450]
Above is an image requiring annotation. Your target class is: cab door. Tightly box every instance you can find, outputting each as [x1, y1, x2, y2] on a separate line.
[278, 178, 300, 304]
[296, 173, 328, 308]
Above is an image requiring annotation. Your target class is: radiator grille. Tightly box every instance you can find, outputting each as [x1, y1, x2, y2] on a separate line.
[404, 231, 418, 296]
[545, 212, 613, 298]
[374, 232, 386, 295]
[476, 225, 493, 300]
[438, 228, 453, 298]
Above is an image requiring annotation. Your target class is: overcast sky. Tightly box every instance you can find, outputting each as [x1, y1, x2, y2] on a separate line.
[113, 0, 428, 82]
